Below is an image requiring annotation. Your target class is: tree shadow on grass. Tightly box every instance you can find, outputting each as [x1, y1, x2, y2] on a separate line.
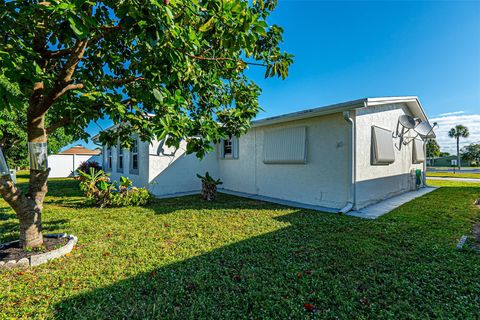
[53, 189, 480, 319]
[14, 178, 82, 199]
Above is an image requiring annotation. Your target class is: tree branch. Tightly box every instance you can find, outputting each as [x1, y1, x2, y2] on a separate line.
[55, 83, 84, 98]
[36, 39, 88, 115]
[46, 117, 71, 135]
[44, 48, 72, 59]
[185, 54, 267, 67]
[44, 24, 121, 60]
[108, 76, 145, 86]
[0, 175, 32, 216]
[87, 25, 122, 48]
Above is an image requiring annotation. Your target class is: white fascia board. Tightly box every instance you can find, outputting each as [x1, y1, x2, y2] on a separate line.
[252, 98, 366, 128]
[366, 96, 428, 121]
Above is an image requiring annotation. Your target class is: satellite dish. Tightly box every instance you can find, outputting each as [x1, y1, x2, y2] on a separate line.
[395, 115, 417, 148]
[414, 121, 435, 139]
[398, 115, 416, 129]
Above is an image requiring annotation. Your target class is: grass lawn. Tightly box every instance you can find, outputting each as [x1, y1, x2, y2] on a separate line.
[1, 176, 479, 319]
[427, 172, 480, 179]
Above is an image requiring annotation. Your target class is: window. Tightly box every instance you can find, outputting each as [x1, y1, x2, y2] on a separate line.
[371, 126, 395, 165]
[263, 126, 307, 164]
[219, 137, 239, 159]
[412, 139, 425, 164]
[117, 144, 124, 172]
[224, 139, 232, 157]
[130, 138, 139, 174]
[105, 147, 112, 171]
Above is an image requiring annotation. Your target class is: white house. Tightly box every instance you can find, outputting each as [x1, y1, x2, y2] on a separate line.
[48, 146, 102, 178]
[94, 96, 434, 214]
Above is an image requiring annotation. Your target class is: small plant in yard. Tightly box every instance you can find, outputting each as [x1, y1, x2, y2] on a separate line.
[24, 245, 45, 253]
[197, 172, 223, 201]
[77, 168, 110, 199]
[77, 169, 151, 208]
[119, 176, 133, 193]
[76, 161, 102, 180]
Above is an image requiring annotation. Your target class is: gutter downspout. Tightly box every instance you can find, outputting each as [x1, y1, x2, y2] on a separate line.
[340, 110, 357, 213]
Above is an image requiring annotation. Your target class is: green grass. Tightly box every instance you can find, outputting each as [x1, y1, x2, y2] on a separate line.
[427, 172, 480, 179]
[1, 178, 479, 319]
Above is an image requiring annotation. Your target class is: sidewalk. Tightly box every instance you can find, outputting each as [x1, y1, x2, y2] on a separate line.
[427, 177, 480, 183]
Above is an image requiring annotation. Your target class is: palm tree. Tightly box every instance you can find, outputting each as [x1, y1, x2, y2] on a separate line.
[448, 125, 469, 170]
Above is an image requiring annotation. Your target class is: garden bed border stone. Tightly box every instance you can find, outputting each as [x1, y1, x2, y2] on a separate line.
[0, 233, 77, 269]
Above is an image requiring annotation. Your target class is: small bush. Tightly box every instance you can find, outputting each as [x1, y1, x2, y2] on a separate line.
[197, 171, 222, 201]
[76, 161, 102, 180]
[77, 169, 152, 208]
[110, 187, 153, 207]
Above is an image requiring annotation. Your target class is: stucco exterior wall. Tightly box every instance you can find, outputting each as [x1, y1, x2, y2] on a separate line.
[103, 140, 150, 188]
[218, 113, 351, 209]
[147, 140, 218, 196]
[355, 103, 424, 209]
[97, 100, 428, 212]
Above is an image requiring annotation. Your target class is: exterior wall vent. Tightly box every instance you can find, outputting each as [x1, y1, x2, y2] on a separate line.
[412, 139, 425, 164]
[371, 126, 395, 165]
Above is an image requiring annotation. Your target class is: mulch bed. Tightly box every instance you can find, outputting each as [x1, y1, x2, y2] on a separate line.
[0, 237, 68, 262]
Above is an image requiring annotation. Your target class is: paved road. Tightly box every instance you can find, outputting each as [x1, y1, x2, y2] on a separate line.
[427, 177, 480, 183]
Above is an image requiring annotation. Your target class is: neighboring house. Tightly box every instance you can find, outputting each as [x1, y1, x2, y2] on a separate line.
[93, 96, 434, 213]
[48, 146, 102, 178]
[427, 155, 471, 167]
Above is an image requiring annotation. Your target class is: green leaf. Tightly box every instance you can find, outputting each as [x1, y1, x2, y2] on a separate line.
[199, 17, 215, 32]
[67, 14, 88, 38]
[165, 7, 174, 20]
[153, 89, 163, 103]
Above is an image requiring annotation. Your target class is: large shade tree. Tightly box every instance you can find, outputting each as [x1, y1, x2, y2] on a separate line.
[426, 138, 440, 166]
[461, 143, 480, 166]
[448, 125, 469, 170]
[0, 0, 293, 248]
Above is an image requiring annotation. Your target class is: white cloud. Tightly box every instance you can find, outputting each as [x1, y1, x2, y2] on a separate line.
[429, 114, 480, 155]
[436, 111, 465, 117]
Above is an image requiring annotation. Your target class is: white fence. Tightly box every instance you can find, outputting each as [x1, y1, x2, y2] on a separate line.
[48, 154, 102, 178]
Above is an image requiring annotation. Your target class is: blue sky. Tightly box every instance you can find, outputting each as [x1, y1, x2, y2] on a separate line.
[72, 0, 480, 154]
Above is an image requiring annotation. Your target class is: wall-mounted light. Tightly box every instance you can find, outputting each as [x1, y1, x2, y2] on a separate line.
[28, 142, 48, 171]
[0, 148, 9, 177]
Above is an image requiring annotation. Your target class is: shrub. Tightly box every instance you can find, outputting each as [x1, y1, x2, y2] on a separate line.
[197, 171, 222, 201]
[77, 168, 110, 199]
[110, 187, 152, 207]
[76, 161, 102, 180]
[77, 169, 152, 208]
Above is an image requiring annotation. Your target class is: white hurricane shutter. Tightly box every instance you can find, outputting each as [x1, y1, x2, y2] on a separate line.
[232, 136, 239, 159]
[372, 126, 395, 165]
[219, 140, 225, 158]
[412, 139, 425, 163]
[263, 126, 307, 164]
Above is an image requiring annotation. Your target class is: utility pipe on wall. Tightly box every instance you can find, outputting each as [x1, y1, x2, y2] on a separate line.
[340, 110, 357, 213]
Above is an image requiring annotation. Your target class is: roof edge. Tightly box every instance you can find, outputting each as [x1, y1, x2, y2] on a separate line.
[91, 96, 431, 140]
[252, 98, 367, 128]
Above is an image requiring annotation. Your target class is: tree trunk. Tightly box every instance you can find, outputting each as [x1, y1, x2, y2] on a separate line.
[0, 108, 50, 248]
[22, 109, 50, 248]
[457, 137, 461, 171]
[0, 170, 48, 248]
